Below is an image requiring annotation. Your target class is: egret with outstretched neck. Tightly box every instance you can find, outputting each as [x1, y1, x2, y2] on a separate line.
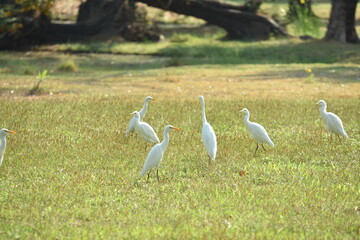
[240, 108, 274, 155]
[126, 96, 156, 136]
[131, 111, 160, 144]
[199, 96, 217, 163]
[141, 125, 180, 181]
[317, 100, 348, 139]
[0, 128, 16, 167]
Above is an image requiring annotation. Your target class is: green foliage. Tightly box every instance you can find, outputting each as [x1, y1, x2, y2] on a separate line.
[170, 33, 192, 43]
[28, 69, 48, 95]
[0, 0, 55, 33]
[38, 69, 48, 80]
[15, 0, 55, 17]
[288, 4, 321, 38]
[0, 5, 23, 33]
[304, 67, 316, 83]
[57, 60, 79, 72]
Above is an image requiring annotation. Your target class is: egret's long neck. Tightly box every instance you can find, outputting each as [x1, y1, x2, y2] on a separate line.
[139, 100, 149, 120]
[160, 128, 170, 151]
[0, 135, 6, 166]
[201, 100, 207, 124]
[134, 114, 141, 126]
[319, 105, 327, 120]
[244, 112, 251, 126]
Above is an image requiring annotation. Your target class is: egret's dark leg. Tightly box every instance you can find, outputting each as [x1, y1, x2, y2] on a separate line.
[156, 169, 160, 182]
[208, 156, 211, 164]
[254, 143, 259, 156]
[147, 170, 151, 181]
[261, 144, 266, 153]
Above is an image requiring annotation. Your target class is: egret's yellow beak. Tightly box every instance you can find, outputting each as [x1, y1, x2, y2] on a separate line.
[6, 130, 16, 134]
[171, 127, 180, 130]
[151, 98, 156, 101]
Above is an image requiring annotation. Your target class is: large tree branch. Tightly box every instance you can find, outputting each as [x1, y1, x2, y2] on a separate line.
[0, 0, 289, 49]
[136, 0, 290, 40]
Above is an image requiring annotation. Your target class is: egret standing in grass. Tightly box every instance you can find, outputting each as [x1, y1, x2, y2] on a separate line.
[317, 100, 348, 139]
[141, 125, 180, 181]
[240, 108, 274, 155]
[199, 96, 217, 163]
[0, 128, 16, 167]
[126, 96, 156, 136]
[131, 111, 160, 144]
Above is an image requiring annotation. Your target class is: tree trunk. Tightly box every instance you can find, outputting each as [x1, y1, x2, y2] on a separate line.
[137, 0, 290, 40]
[324, 0, 359, 43]
[345, 0, 360, 43]
[45, 0, 130, 41]
[0, 0, 127, 49]
[0, 0, 161, 49]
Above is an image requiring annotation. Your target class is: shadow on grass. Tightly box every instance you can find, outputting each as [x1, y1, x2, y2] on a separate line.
[159, 40, 360, 65]
[57, 39, 359, 66]
[242, 66, 360, 84]
[1, 40, 359, 81]
[78, 56, 169, 72]
[311, 66, 360, 83]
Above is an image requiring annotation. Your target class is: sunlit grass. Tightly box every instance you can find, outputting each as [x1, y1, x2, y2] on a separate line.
[0, 96, 359, 239]
[0, 29, 360, 238]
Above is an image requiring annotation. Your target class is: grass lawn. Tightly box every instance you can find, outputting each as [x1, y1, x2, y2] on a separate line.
[0, 36, 360, 239]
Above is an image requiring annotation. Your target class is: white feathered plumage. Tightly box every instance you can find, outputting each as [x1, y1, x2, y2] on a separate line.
[141, 125, 180, 181]
[240, 108, 274, 155]
[317, 100, 348, 138]
[131, 111, 160, 144]
[199, 96, 217, 162]
[0, 128, 16, 167]
[126, 96, 155, 136]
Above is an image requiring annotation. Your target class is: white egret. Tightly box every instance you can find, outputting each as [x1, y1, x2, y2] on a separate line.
[126, 96, 156, 136]
[0, 128, 16, 167]
[141, 125, 180, 181]
[240, 108, 274, 155]
[317, 100, 348, 138]
[132, 111, 160, 144]
[199, 96, 217, 163]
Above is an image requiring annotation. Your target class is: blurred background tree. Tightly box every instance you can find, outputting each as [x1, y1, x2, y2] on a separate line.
[324, 0, 359, 43]
[0, 0, 358, 49]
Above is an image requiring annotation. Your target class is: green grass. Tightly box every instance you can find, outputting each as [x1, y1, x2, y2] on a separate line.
[0, 26, 360, 239]
[1, 40, 360, 99]
[38, 38, 360, 65]
[0, 97, 359, 239]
